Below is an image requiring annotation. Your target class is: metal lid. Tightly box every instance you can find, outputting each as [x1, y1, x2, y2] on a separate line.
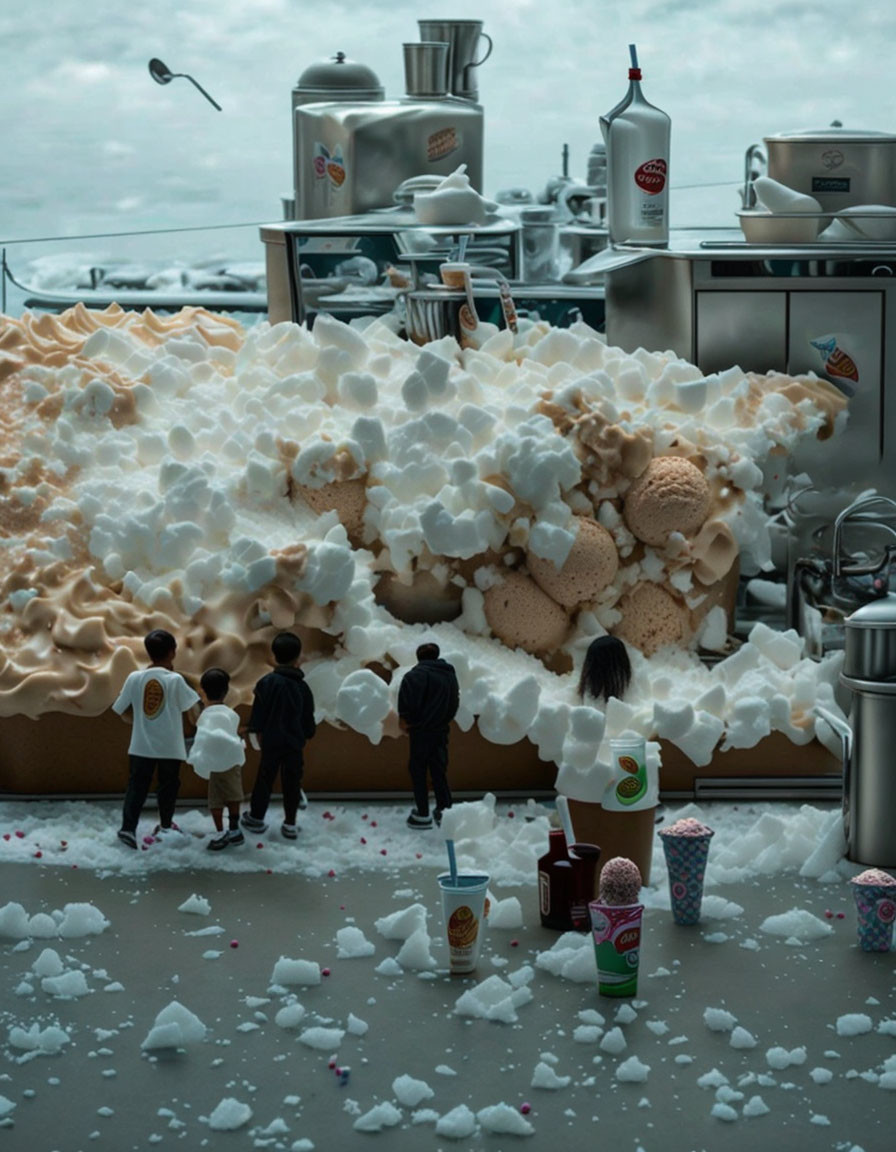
[293, 51, 384, 104]
[766, 128, 896, 144]
[845, 595, 896, 628]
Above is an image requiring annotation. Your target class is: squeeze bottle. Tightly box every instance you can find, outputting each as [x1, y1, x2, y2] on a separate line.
[600, 44, 671, 247]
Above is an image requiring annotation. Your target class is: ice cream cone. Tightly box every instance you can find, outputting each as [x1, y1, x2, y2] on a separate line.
[659, 817, 715, 926]
[850, 869, 896, 953]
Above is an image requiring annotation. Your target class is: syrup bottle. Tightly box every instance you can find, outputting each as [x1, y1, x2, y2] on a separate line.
[538, 828, 574, 930]
[600, 44, 671, 247]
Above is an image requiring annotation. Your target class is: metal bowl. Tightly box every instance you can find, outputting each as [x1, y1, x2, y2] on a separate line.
[736, 210, 820, 245]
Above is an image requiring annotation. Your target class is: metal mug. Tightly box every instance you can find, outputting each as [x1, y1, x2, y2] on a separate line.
[417, 19, 492, 100]
[403, 42, 449, 97]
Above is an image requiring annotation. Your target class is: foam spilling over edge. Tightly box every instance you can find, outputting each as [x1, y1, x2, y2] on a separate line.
[0, 304, 848, 791]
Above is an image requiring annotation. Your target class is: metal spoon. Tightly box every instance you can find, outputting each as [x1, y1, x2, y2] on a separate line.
[148, 58, 222, 111]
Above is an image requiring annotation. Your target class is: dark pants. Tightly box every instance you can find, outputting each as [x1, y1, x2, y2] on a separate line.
[250, 742, 304, 824]
[408, 728, 452, 818]
[121, 755, 181, 833]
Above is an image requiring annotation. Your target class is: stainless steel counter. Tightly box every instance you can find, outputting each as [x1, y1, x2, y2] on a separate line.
[568, 229, 896, 501]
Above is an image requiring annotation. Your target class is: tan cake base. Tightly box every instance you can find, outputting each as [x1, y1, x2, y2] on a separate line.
[0, 713, 838, 799]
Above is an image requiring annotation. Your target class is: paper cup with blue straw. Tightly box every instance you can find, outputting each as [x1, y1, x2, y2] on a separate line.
[438, 814, 489, 973]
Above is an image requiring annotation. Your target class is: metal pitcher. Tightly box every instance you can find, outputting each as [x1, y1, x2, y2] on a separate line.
[417, 19, 492, 101]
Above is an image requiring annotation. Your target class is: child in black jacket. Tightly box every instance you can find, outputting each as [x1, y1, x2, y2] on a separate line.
[241, 632, 316, 839]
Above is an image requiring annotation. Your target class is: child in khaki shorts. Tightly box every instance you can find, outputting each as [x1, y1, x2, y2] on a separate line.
[187, 668, 246, 851]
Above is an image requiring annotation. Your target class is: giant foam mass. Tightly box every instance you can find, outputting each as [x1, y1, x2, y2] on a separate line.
[0, 304, 849, 788]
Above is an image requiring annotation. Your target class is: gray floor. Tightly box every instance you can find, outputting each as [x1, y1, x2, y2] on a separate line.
[1, 851, 895, 1152]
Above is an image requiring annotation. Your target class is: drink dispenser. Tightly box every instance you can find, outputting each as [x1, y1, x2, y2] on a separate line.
[292, 33, 486, 221]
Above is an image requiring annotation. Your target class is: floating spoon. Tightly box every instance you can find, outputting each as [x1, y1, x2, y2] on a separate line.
[148, 58, 222, 111]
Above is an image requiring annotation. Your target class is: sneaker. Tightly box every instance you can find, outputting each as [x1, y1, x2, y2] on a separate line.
[117, 828, 137, 850]
[152, 822, 184, 837]
[226, 828, 245, 846]
[407, 811, 433, 830]
[281, 822, 299, 840]
[207, 832, 231, 852]
[240, 813, 268, 834]
[433, 810, 443, 827]
[298, 789, 308, 810]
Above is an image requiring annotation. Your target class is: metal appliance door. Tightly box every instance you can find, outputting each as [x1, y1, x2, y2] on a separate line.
[788, 291, 883, 484]
[696, 291, 787, 375]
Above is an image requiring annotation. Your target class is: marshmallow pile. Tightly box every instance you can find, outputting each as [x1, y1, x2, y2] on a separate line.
[0, 303, 849, 787]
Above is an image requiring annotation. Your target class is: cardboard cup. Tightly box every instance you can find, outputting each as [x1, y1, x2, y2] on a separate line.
[850, 881, 896, 953]
[589, 900, 643, 997]
[660, 831, 714, 926]
[438, 872, 489, 974]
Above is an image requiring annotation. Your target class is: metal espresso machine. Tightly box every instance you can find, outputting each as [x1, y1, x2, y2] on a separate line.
[290, 20, 490, 220]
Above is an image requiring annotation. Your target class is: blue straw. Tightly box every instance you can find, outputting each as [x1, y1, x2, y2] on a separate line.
[446, 839, 458, 885]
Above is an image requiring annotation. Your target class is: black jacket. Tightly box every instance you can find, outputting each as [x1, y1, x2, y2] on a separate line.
[398, 658, 460, 732]
[248, 666, 316, 751]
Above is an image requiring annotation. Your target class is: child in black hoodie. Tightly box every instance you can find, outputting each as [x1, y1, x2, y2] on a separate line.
[241, 632, 316, 839]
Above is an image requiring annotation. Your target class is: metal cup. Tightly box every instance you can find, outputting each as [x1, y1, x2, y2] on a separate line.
[417, 20, 492, 100]
[403, 42, 449, 98]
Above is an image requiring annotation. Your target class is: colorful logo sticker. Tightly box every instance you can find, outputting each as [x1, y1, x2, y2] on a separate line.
[810, 335, 859, 393]
[634, 158, 667, 195]
[312, 144, 346, 187]
[427, 127, 458, 162]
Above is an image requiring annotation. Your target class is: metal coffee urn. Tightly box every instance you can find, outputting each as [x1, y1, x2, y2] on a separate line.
[840, 595, 896, 866]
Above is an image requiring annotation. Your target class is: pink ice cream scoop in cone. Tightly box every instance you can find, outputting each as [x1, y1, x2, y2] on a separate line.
[589, 856, 644, 998]
[850, 868, 896, 953]
[658, 817, 715, 926]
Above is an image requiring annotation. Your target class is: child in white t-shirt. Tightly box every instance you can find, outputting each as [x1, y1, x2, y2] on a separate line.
[187, 667, 246, 851]
[112, 629, 200, 849]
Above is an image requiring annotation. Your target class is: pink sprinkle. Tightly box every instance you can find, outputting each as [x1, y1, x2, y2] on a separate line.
[257, 842, 264, 849]
[34, 851, 42, 859]
[14, 830, 24, 839]
[380, 848, 387, 856]
[266, 869, 273, 874]
[507, 811, 515, 818]
[328, 1058, 337, 1069]
[415, 852, 423, 859]
[362, 814, 368, 820]
[60, 841, 68, 849]
[520, 1102, 531, 1115]
[360, 837, 367, 845]
[836, 912, 845, 919]
[370, 821, 377, 827]
[340, 905, 346, 910]
[511, 939, 519, 947]
[824, 910, 833, 919]
[230, 940, 239, 948]
[334, 1066, 341, 1076]
[142, 835, 155, 845]
[2, 834, 9, 841]
[322, 967, 331, 977]
[328, 869, 336, 878]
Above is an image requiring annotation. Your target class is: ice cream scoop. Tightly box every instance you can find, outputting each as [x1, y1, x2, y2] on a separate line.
[597, 856, 643, 905]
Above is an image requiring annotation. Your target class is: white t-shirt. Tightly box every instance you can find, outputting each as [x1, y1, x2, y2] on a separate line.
[187, 705, 245, 780]
[112, 667, 200, 760]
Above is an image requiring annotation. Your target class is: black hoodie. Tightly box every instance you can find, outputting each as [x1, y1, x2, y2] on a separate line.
[248, 665, 316, 751]
[398, 658, 460, 733]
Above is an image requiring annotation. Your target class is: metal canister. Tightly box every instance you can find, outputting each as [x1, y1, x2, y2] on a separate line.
[842, 595, 896, 681]
[765, 128, 896, 210]
[840, 595, 896, 865]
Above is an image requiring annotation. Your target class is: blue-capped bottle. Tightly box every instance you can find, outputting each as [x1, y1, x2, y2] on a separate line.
[600, 44, 671, 247]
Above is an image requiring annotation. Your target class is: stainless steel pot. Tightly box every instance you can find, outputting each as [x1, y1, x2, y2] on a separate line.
[765, 128, 896, 210]
[842, 595, 896, 681]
